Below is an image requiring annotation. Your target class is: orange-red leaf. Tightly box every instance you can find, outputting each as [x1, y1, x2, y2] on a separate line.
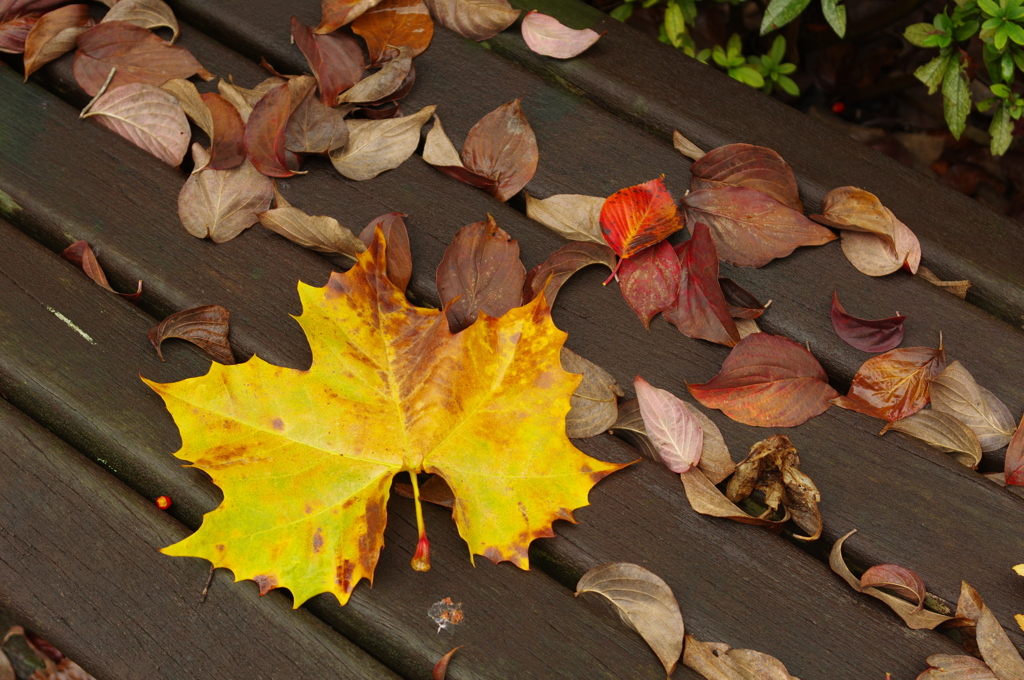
[62, 240, 142, 301]
[689, 143, 802, 212]
[200, 91, 246, 170]
[618, 240, 680, 329]
[432, 646, 461, 680]
[23, 4, 92, 78]
[688, 333, 837, 427]
[600, 177, 683, 259]
[664, 222, 739, 346]
[292, 16, 365, 105]
[245, 76, 316, 177]
[351, 0, 433, 65]
[832, 344, 947, 422]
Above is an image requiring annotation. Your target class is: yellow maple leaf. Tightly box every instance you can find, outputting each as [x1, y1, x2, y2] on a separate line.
[144, 231, 626, 606]
[1016, 565, 1024, 633]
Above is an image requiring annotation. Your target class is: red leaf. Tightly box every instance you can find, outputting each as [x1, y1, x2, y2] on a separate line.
[830, 290, 905, 353]
[148, 304, 235, 365]
[689, 143, 802, 212]
[618, 240, 680, 329]
[524, 241, 616, 306]
[73, 21, 205, 96]
[1004, 415, 1024, 486]
[358, 212, 412, 292]
[860, 564, 927, 611]
[718, 278, 766, 319]
[200, 92, 246, 170]
[600, 177, 684, 260]
[460, 98, 538, 202]
[681, 186, 835, 268]
[317, 0, 382, 33]
[0, 13, 38, 53]
[244, 76, 316, 177]
[292, 16, 365, 105]
[664, 222, 739, 346]
[832, 343, 948, 422]
[688, 333, 838, 427]
[62, 240, 142, 301]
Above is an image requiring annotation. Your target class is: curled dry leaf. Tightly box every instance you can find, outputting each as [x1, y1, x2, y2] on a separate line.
[148, 305, 234, 364]
[424, 0, 519, 41]
[23, 4, 91, 79]
[199, 92, 246, 170]
[575, 562, 684, 677]
[359, 212, 412, 292]
[719, 278, 767, 320]
[525, 193, 606, 244]
[246, 76, 317, 177]
[337, 49, 411, 104]
[161, 77, 213, 136]
[432, 646, 461, 680]
[82, 82, 190, 166]
[618, 241, 680, 329]
[178, 144, 274, 243]
[831, 341, 948, 422]
[918, 265, 971, 299]
[292, 17, 366, 106]
[679, 466, 789, 528]
[422, 114, 463, 166]
[735, 318, 760, 339]
[258, 187, 366, 258]
[62, 240, 142, 301]
[330, 104, 435, 180]
[600, 177, 683, 260]
[672, 130, 705, 161]
[929, 361, 1016, 452]
[0, 13, 38, 54]
[883, 410, 982, 469]
[956, 581, 1024, 679]
[351, 0, 433, 65]
[917, 655, 998, 680]
[860, 563, 927, 611]
[689, 333, 837, 428]
[726, 434, 821, 540]
[317, 0, 384, 33]
[74, 21, 205, 96]
[218, 76, 284, 122]
[689, 143, 802, 212]
[1005, 415, 1024, 486]
[635, 376, 703, 473]
[520, 11, 602, 59]
[101, 0, 179, 43]
[830, 290, 905, 353]
[562, 348, 624, 438]
[681, 186, 835, 268]
[683, 635, 800, 680]
[524, 241, 616, 306]
[436, 215, 526, 333]
[286, 89, 350, 154]
[830, 530, 953, 630]
[664, 222, 739, 346]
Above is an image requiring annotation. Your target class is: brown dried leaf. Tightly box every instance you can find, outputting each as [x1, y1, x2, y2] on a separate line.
[148, 305, 234, 364]
[317, 0, 384, 33]
[883, 410, 983, 469]
[218, 76, 284, 122]
[161, 77, 213, 136]
[524, 241, 616, 306]
[0, 648, 12, 680]
[956, 581, 1024, 680]
[436, 215, 526, 333]
[929, 361, 1016, 452]
[178, 144, 274, 243]
[918, 654, 998, 680]
[351, 0, 433, 65]
[337, 49, 412, 103]
[23, 4, 91, 79]
[664, 222, 739, 347]
[561, 348, 624, 438]
[525, 193, 606, 244]
[245, 76, 316, 177]
[422, 114, 463, 166]
[680, 467, 789, 528]
[285, 87, 350, 154]
[860, 563, 927, 611]
[683, 635, 799, 680]
[575, 562, 684, 677]
[199, 91, 246, 170]
[358, 212, 412, 292]
[394, 473, 455, 508]
[330, 104, 435, 180]
[62, 240, 142, 301]
[423, 0, 519, 41]
[258, 186, 365, 257]
[840, 218, 920, 277]
[101, 0, 179, 43]
[690, 143, 802, 212]
[292, 17, 365, 106]
[719, 278, 767, 320]
[672, 130, 705, 161]
[735, 318, 760, 339]
[618, 241, 680, 329]
[833, 341, 948, 422]
[918, 266, 971, 299]
[82, 82, 190, 166]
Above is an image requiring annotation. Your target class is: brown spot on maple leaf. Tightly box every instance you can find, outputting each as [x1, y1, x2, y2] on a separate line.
[215, 543, 225, 552]
[336, 560, 356, 591]
[305, 503, 313, 514]
[271, 417, 284, 430]
[253, 574, 278, 596]
[312, 528, 324, 554]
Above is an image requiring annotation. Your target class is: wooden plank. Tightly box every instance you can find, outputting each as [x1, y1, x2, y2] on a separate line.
[0, 401, 402, 680]
[0, 43, 965, 680]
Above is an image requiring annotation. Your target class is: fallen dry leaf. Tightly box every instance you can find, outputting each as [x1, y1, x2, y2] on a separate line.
[524, 241, 616, 306]
[330, 104, 435, 180]
[199, 91, 246, 169]
[525, 193, 605, 244]
[883, 410, 982, 468]
[830, 290, 905, 353]
[101, 0, 179, 43]
[351, 0, 433, 65]
[245, 76, 317, 177]
[285, 89, 350, 154]
[735, 318, 760, 339]
[683, 635, 800, 680]
[161, 77, 213, 137]
[562, 348, 624, 438]
[672, 130, 705, 161]
[82, 82, 189, 166]
[432, 646, 461, 680]
[292, 17, 365, 106]
[73, 21, 206, 96]
[664, 222, 739, 346]
[0, 14, 38, 54]
[258, 186, 366, 258]
[1005, 416, 1024, 486]
[956, 581, 1024, 679]
[832, 341, 947, 422]
[62, 240, 142, 301]
[0, 647, 11, 680]
[436, 215, 526, 333]
[917, 655, 998, 680]
[689, 143, 802, 212]
[929, 361, 1016, 452]
[317, 0, 383, 33]
[424, 0, 519, 41]
[860, 563, 927, 611]
[600, 177, 683, 261]
[337, 49, 411, 104]
[918, 266, 971, 299]
[719, 278, 767, 320]
[358, 212, 412, 291]
[218, 76, 284, 122]
[689, 333, 837, 427]
[520, 10, 601, 59]
[148, 305, 234, 364]
[635, 376, 703, 473]
[22, 4, 91, 79]
[575, 562, 684, 677]
[726, 434, 821, 540]
[681, 186, 835, 268]
[178, 144, 274, 243]
[680, 466, 789, 528]
[618, 240, 680, 329]
[830, 529, 953, 630]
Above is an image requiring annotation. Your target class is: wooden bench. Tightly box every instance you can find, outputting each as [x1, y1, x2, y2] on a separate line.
[0, 0, 1020, 677]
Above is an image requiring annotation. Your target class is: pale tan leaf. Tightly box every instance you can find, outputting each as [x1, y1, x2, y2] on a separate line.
[525, 193, 605, 244]
[218, 76, 285, 122]
[673, 130, 705, 161]
[422, 114, 464, 167]
[735, 318, 760, 339]
[918, 266, 971, 299]
[83, 82, 189, 166]
[161, 77, 213, 137]
[839, 214, 920, 276]
[575, 562, 684, 677]
[884, 410, 983, 468]
[330, 104, 435, 180]
[680, 467, 788, 528]
[683, 635, 800, 680]
[336, 50, 411, 103]
[956, 582, 1024, 680]
[178, 144, 274, 243]
[258, 190, 366, 257]
[561, 348, 623, 439]
[929, 361, 1016, 452]
[102, 0, 179, 43]
[423, 0, 520, 40]
[0, 646, 15, 680]
[285, 89, 351, 154]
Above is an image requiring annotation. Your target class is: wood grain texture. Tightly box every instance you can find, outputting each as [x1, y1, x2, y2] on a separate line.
[0, 398, 400, 680]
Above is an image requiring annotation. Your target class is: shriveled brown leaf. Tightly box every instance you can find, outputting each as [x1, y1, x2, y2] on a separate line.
[317, 0, 384, 33]
[23, 4, 91, 79]
[680, 467, 789, 528]
[337, 49, 412, 103]
[148, 305, 234, 364]
[436, 215, 525, 333]
[351, 0, 433, 65]
[285, 88, 350, 154]
[918, 265, 971, 299]
[218, 76, 284, 122]
[929, 361, 1015, 452]
[690, 143, 802, 212]
[683, 635, 800, 680]
[245, 76, 316, 177]
[101, 0, 179, 43]
[82, 82, 190, 166]
[330, 104, 435, 180]
[423, 0, 519, 41]
[918, 655, 998, 680]
[1005, 415, 1024, 486]
[62, 240, 142, 301]
[524, 241, 616, 305]
[358, 212, 412, 291]
[860, 563, 927, 611]
[956, 581, 1024, 680]
[561, 348, 624, 439]
[883, 410, 983, 468]
[292, 17, 365, 106]
[257, 186, 365, 257]
[830, 530, 953, 630]
[525, 193, 606, 244]
[575, 562, 684, 677]
[672, 130, 705, 161]
[178, 144, 274, 243]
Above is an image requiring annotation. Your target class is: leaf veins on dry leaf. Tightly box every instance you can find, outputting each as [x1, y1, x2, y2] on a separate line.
[148, 304, 234, 365]
[317, 0, 384, 33]
[520, 11, 602, 59]
[178, 144, 274, 243]
[258, 185, 366, 258]
[524, 241, 616, 307]
[331, 103, 435, 180]
[683, 635, 800, 680]
[423, 0, 519, 41]
[62, 240, 142, 301]
[832, 339, 947, 422]
[82, 81, 190, 166]
[101, 0, 179, 43]
[525, 193, 606, 244]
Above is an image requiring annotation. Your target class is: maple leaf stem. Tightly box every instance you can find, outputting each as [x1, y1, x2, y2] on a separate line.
[409, 472, 431, 572]
[602, 258, 622, 285]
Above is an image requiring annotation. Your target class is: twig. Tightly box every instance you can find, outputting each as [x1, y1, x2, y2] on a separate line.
[200, 565, 215, 603]
[79, 67, 117, 119]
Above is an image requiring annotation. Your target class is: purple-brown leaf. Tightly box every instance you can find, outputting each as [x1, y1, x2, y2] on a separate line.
[0, 13, 38, 54]
[861, 564, 927, 611]
[830, 290, 906, 353]
[245, 76, 316, 177]
[200, 91, 246, 169]
[664, 222, 739, 346]
[148, 304, 234, 364]
[690, 143, 802, 212]
[23, 4, 92, 78]
[359, 212, 412, 292]
[62, 240, 142, 301]
[618, 240, 680, 329]
[292, 16, 365, 106]
[635, 376, 703, 473]
[458, 99, 538, 202]
[719, 277, 767, 319]
[524, 241, 616, 305]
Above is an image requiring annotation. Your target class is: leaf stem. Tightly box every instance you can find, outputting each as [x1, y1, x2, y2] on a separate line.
[409, 472, 431, 572]
[80, 67, 117, 119]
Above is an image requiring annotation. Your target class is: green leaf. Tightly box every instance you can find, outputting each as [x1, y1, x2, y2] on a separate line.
[992, 82, 1012, 96]
[712, 46, 728, 67]
[610, 3, 634, 21]
[979, 0, 1002, 15]
[990, 101, 1014, 154]
[777, 62, 797, 74]
[914, 53, 952, 94]
[905, 23, 942, 47]
[664, 1, 687, 48]
[954, 20, 979, 41]
[942, 54, 972, 139]
[730, 65, 765, 88]
[821, 0, 846, 38]
[1001, 51, 1015, 81]
[1005, 20, 1024, 43]
[760, 0, 812, 35]
[778, 74, 800, 96]
[768, 35, 786, 63]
